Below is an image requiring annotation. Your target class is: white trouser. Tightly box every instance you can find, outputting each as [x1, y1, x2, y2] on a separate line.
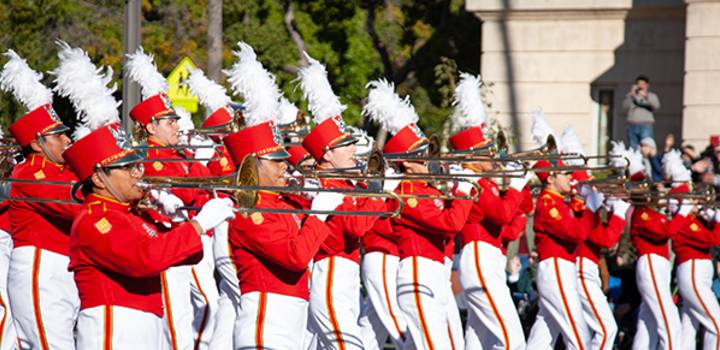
[0, 230, 16, 350]
[444, 257, 464, 350]
[162, 266, 194, 350]
[397, 256, 453, 350]
[677, 259, 720, 350]
[190, 235, 218, 350]
[309, 256, 364, 350]
[632, 254, 682, 350]
[459, 241, 525, 350]
[358, 252, 409, 350]
[76, 305, 165, 350]
[577, 257, 617, 350]
[527, 257, 589, 350]
[210, 221, 239, 349]
[8, 246, 79, 350]
[235, 292, 309, 350]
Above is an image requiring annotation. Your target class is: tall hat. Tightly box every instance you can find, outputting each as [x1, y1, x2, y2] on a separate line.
[0, 50, 69, 147]
[53, 43, 141, 180]
[125, 48, 179, 126]
[531, 108, 560, 149]
[663, 149, 691, 189]
[559, 126, 590, 182]
[186, 67, 235, 130]
[364, 79, 427, 155]
[298, 52, 355, 161]
[609, 141, 645, 180]
[222, 42, 288, 164]
[448, 73, 492, 152]
[287, 145, 311, 168]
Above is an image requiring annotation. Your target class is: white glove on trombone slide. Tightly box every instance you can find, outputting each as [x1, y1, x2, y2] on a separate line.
[194, 198, 235, 233]
[606, 197, 631, 219]
[383, 168, 401, 192]
[151, 189, 186, 217]
[449, 165, 476, 195]
[580, 185, 604, 213]
[311, 192, 345, 222]
[506, 161, 533, 191]
[191, 136, 216, 166]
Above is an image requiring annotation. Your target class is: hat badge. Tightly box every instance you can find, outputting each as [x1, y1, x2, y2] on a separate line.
[44, 104, 61, 123]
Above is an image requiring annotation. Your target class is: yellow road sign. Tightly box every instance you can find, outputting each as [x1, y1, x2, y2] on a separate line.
[167, 57, 199, 113]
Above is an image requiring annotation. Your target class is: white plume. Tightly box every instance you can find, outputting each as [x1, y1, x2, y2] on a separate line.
[363, 79, 418, 135]
[560, 126, 585, 165]
[662, 149, 691, 183]
[51, 41, 120, 140]
[609, 141, 644, 175]
[296, 52, 346, 123]
[186, 68, 231, 113]
[175, 105, 195, 132]
[278, 97, 299, 125]
[223, 42, 281, 126]
[0, 50, 54, 111]
[531, 108, 558, 148]
[451, 72, 486, 132]
[125, 47, 168, 100]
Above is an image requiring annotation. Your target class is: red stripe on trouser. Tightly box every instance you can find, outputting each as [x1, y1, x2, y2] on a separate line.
[579, 258, 607, 350]
[553, 258, 585, 350]
[691, 260, 720, 350]
[473, 242, 510, 348]
[31, 248, 50, 350]
[104, 305, 113, 350]
[161, 272, 179, 350]
[255, 292, 267, 350]
[412, 257, 434, 350]
[0, 284, 7, 345]
[325, 257, 346, 350]
[191, 268, 210, 350]
[647, 255, 673, 350]
[381, 254, 405, 340]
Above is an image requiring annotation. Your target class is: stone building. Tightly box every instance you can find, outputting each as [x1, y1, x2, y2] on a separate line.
[466, 0, 720, 155]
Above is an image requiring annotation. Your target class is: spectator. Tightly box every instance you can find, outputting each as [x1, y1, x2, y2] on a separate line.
[639, 137, 663, 181]
[623, 75, 661, 150]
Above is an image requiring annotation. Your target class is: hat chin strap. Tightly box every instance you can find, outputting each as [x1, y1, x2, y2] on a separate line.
[37, 135, 62, 164]
[97, 170, 127, 203]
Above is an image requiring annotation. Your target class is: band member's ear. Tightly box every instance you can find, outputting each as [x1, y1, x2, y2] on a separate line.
[90, 172, 106, 191]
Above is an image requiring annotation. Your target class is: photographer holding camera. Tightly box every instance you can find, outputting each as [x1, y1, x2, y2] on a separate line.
[623, 75, 661, 150]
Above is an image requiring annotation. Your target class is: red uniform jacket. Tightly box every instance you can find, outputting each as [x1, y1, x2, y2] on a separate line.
[69, 194, 203, 316]
[314, 178, 385, 264]
[576, 211, 626, 264]
[500, 186, 534, 250]
[0, 201, 10, 233]
[9, 154, 80, 255]
[460, 178, 524, 252]
[206, 145, 236, 177]
[229, 191, 334, 300]
[630, 206, 687, 259]
[390, 181, 473, 263]
[362, 215, 399, 256]
[533, 189, 593, 262]
[672, 214, 720, 264]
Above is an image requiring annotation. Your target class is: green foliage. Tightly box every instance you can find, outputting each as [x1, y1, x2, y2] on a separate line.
[0, 0, 480, 141]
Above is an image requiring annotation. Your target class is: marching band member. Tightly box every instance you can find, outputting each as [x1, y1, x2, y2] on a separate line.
[1, 48, 80, 350]
[525, 157, 593, 350]
[126, 48, 217, 350]
[0, 98, 16, 350]
[298, 55, 386, 350]
[618, 143, 686, 350]
[564, 129, 630, 350]
[664, 150, 720, 350]
[223, 119, 342, 350]
[366, 79, 475, 350]
[187, 66, 239, 349]
[449, 73, 532, 350]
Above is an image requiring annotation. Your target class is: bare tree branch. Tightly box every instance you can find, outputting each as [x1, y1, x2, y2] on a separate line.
[283, 0, 309, 67]
[207, 0, 223, 81]
[365, 1, 394, 80]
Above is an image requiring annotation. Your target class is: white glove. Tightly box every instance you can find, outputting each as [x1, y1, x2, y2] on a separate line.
[508, 163, 531, 191]
[383, 168, 401, 192]
[194, 198, 235, 233]
[448, 168, 475, 195]
[303, 176, 321, 199]
[700, 208, 716, 222]
[610, 199, 631, 219]
[667, 198, 679, 215]
[311, 192, 345, 222]
[678, 201, 693, 217]
[714, 210, 720, 223]
[578, 184, 593, 199]
[153, 190, 184, 216]
[191, 136, 216, 166]
[585, 189, 605, 213]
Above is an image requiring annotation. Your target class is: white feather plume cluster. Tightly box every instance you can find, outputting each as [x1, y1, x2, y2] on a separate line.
[363, 79, 418, 135]
[125, 47, 168, 100]
[451, 72, 486, 132]
[223, 42, 281, 126]
[531, 108, 558, 148]
[51, 41, 120, 140]
[0, 50, 54, 111]
[175, 105, 194, 132]
[662, 149, 691, 183]
[609, 141, 644, 175]
[186, 68, 231, 113]
[278, 97, 299, 125]
[297, 52, 346, 124]
[560, 126, 585, 166]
